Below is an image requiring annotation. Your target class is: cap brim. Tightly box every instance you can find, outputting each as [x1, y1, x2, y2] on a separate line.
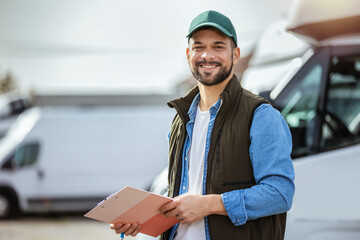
[186, 22, 233, 38]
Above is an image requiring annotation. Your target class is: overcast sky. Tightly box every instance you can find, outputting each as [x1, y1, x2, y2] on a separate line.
[0, 0, 294, 94]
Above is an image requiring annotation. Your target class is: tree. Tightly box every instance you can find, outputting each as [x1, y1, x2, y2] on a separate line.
[0, 71, 18, 94]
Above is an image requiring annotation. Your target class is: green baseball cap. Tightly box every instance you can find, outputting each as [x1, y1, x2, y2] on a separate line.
[187, 10, 237, 46]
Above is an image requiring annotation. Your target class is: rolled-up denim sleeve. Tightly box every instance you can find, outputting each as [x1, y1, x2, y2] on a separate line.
[220, 104, 295, 226]
[221, 190, 247, 225]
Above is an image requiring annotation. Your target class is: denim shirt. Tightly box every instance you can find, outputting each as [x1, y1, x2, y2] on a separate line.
[169, 93, 295, 240]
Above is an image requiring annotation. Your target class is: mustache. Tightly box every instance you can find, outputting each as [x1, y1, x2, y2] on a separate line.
[195, 60, 222, 67]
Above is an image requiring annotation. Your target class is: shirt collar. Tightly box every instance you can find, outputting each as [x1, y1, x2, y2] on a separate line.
[187, 92, 200, 121]
[187, 93, 222, 121]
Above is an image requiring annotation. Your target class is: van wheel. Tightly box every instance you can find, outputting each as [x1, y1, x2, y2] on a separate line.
[0, 194, 11, 219]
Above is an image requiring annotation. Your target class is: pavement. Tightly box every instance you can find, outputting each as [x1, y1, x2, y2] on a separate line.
[0, 214, 140, 240]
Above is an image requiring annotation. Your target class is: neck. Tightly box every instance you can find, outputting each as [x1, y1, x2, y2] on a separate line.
[198, 74, 234, 111]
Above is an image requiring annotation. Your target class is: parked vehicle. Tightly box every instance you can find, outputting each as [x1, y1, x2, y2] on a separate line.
[0, 95, 31, 139]
[0, 105, 174, 218]
[241, 19, 309, 95]
[278, 0, 360, 239]
[140, 0, 360, 239]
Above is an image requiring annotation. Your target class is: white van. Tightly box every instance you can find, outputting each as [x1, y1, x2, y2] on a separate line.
[140, 0, 360, 239]
[0, 95, 31, 139]
[241, 19, 309, 95]
[0, 105, 174, 218]
[277, 0, 360, 239]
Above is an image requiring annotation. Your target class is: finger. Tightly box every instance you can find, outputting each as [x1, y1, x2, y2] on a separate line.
[115, 223, 131, 234]
[174, 195, 182, 199]
[131, 224, 142, 237]
[125, 223, 138, 236]
[163, 208, 179, 218]
[180, 218, 189, 224]
[159, 201, 177, 213]
[110, 223, 122, 230]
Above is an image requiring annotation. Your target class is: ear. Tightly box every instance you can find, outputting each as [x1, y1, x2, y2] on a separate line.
[186, 48, 190, 64]
[232, 47, 241, 65]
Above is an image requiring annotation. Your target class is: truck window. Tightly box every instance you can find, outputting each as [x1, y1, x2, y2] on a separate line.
[13, 143, 40, 167]
[320, 56, 360, 149]
[278, 64, 323, 157]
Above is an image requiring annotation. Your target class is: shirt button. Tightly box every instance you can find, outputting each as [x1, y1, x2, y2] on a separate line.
[183, 186, 186, 191]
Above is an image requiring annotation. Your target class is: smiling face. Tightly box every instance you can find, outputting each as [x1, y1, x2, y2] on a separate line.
[187, 28, 240, 86]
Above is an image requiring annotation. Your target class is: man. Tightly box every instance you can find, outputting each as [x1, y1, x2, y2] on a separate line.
[111, 10, 295, 240]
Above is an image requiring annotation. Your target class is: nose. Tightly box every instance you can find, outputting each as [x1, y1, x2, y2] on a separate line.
[201, 49, 214, 60]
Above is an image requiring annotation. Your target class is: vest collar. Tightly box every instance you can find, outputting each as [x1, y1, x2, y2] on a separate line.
[168, 75, 241, 123]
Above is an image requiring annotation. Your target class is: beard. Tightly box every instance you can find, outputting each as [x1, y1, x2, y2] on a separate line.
[191, 57, 233, 86]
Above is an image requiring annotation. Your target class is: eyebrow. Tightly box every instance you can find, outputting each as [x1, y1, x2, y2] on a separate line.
[214, 41, 226, 45]
[193, 41, 227, 45]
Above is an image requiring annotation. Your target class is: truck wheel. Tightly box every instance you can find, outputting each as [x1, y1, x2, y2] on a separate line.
[0, 194, 11, 219]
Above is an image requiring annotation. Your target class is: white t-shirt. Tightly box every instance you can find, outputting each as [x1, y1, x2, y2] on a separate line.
[175, 106, 210, 240]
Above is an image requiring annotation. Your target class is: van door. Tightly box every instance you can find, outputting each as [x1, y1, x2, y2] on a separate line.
[320, 46, 360, 150]
[276, 46, 360, 239]
[1, 142, 42, 212]
[273, 47, 331, 158]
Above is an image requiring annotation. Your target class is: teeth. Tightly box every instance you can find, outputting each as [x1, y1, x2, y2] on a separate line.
[202, 65, 216, 68]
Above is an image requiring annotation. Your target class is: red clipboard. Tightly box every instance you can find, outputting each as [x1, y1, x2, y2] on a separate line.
[84, 186, 179, 237]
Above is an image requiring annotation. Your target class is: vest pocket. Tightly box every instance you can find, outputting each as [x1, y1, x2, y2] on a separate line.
[217, 181, 255, 192]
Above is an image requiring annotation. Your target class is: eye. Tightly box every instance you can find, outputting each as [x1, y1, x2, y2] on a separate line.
[193, 46, 203, 50]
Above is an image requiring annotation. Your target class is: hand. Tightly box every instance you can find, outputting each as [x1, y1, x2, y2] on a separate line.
[109, 222, 141, 237]
[159, 193, 225, 224]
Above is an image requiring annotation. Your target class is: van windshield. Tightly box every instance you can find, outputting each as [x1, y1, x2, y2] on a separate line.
[276, 53, 360, 158]
[0, 109, 40, 165]
[278, 64, 323, 157]
[320, 56, 360, 149]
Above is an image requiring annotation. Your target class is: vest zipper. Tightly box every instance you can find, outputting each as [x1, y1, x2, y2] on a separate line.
[216, 128, 223, 168]
[168, 137, 178, 196]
